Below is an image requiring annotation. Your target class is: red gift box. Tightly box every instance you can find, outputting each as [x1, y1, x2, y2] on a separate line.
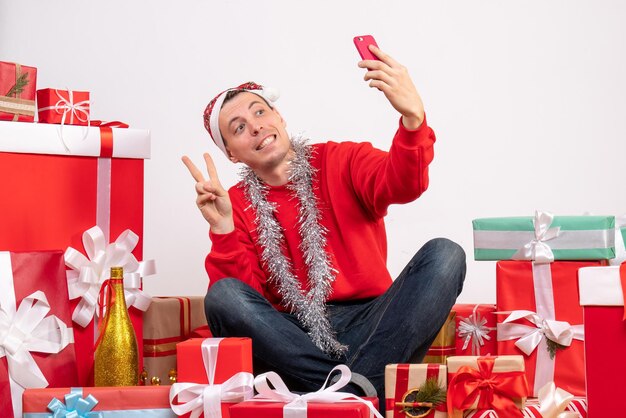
[579, 263, 626, 417]
[0, 251, 78, 418]
[0, 120, 150, 386]
[171, 338, 254, 417]
[453, 304, 497, 356]
[495, 260, 601, 397]
[23, 385, 175, 416]
[384, 364, 446, 418]
[230, 365, 381, 418]
[0, 61, 37, 122]
[230, 398, 380, 418]
[37, 88, 90, 126]
[176, 338, 253, 383]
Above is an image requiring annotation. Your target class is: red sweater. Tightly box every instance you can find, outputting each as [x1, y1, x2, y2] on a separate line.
[205, 117, 436, 311]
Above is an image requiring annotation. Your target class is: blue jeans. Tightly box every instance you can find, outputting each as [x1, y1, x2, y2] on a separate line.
[204, 238, 466, 412]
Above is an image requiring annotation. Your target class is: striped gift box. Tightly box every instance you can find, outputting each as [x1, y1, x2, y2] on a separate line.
[143, 296, 207, 384]
[463, 396, 587, 417]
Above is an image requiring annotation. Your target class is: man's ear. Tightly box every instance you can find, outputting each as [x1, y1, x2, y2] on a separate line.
[273, 107, 287, 128]
[227, 149, 240, 164]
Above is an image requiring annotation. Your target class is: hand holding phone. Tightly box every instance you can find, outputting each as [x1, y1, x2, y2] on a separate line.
[354, 35, 380, 61]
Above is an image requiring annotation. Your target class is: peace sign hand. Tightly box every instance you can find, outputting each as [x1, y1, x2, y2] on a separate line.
[182, 153, 234, 234]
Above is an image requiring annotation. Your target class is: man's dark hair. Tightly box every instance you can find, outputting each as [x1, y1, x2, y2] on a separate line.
[222, 89, 272, 109]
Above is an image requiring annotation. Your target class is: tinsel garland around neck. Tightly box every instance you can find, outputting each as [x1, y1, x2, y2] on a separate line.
[239, 136, 347, 357]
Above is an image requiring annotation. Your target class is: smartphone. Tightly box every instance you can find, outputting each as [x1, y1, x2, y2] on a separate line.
[354, 35, 379, 61]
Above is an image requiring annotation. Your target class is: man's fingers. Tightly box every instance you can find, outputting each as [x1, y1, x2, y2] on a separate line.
[363, 69, 395, 87]
[203, 153, 222, 187]
[182, 156, 206, 183]
[369, 45, 398, 67]
[196, 181, 223, 197]
[197, 193, 217, 207]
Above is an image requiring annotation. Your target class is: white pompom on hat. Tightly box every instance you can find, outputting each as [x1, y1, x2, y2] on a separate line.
[203, 82, 280, 157]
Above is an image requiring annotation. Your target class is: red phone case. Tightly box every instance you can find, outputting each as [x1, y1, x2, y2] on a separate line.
[354, 35, 379, 60]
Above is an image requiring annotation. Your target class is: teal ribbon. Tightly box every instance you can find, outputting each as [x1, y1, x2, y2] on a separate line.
[47, 388, 101, 418]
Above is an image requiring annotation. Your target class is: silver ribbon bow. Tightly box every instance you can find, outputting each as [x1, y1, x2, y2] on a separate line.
[457, 305, 496, 355]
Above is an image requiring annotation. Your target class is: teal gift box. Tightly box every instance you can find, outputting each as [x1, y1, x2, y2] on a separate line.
[472, 211, 615, 261]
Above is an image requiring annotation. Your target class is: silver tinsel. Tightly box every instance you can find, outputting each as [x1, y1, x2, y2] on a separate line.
[240, 136, 348, 357]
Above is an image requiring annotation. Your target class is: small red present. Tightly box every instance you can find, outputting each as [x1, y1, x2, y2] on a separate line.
[176, 338, 252, 384]
[23, 386, 174, 417]
[579, 263, 626, 417]
[170, 338, 254, 417]
[496, 261, 601, 396]
[384, 364, 447, 418]
[0, 61, 37, 122]
[446, 355, 528, 418]
[0, 251, 78, 418]
[230, 365, 381, 418]
[36, 88, 90, 125]
[454, 304, 497, 356]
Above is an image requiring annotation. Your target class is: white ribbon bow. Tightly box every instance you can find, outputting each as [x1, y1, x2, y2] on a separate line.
[170, 373, 254, 418]
[169, 338, 254, 418]
[457, 305, 496, 355]
[496, 310, 584, 355]
[252, 365, 383, 418]
[537, 382, 578, 418]
[0, 291, 74, 417]
[64, 226, 156, 327]
[512, 210, 561, 264]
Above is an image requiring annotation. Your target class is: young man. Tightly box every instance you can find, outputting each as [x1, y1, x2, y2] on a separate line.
[183, 44, 466, 410]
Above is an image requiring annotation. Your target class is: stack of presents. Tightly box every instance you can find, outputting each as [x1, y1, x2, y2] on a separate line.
[1, 59, 625, 417]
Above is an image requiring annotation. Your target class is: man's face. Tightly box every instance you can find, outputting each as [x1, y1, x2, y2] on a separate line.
[218, 92, 291, 172]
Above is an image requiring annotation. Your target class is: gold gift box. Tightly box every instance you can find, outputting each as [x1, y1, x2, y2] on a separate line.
[422, 310, 456, 364]
[142, 296, 207, 385]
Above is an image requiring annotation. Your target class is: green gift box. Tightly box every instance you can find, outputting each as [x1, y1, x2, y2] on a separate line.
[473, 211, 615, 261]
[609, 215, 626, 266]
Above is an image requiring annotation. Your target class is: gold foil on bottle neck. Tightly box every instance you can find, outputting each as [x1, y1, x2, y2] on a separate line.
[110, 266, 124, 279]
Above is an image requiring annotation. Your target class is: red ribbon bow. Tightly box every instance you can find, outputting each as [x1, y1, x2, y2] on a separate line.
[447, 356, 528, 418]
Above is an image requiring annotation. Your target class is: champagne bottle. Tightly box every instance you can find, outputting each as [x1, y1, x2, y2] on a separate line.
[94, 266, 139, 386]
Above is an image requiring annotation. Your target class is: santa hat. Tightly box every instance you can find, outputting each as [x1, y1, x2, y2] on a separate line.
[203, 81, 280, 157]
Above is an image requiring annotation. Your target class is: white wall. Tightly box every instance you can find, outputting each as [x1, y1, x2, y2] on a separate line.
[1, 0, 625, 302]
